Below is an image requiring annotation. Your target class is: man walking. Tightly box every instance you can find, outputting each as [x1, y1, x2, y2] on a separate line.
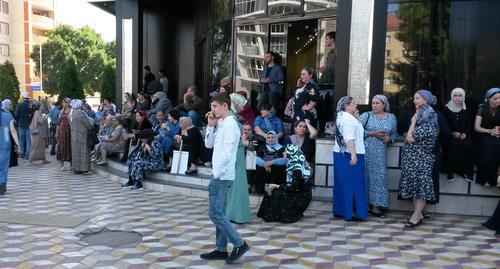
[14, 92, 33, 159]
[201, 94, 249, 264]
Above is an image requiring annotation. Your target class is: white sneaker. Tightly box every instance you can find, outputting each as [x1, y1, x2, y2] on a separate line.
[204, 162, 212, 167]
[60, 166, 67, 171]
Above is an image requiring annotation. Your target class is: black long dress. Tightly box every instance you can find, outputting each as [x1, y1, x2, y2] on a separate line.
[483, 200, 500, 234]
[257, 170, 312, 223]
[442, 107, 474, 177]
[475, 105, 500, 186]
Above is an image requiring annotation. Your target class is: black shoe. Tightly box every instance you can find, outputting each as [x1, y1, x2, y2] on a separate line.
[200, 250, 228, 260]
[226, 241, 249, 264]
[464, 174, 473, 182]
[185, 169, 198, 176]
[0, 183, 6, 195]
[121, 179, 134, 188]
[130, 181, 143, 190]
[447, 173, 455, 181]
[165, 166, 171, 173]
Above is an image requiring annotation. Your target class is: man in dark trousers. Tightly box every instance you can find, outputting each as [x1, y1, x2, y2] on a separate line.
[143, 65, 156, 92]
[260, 51, 284, 117]
[14, 92, 33, 160]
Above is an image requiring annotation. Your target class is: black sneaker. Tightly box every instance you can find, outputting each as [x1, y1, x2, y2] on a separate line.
[130, 181, 143, 190]
[121, 179, 134, 188]
[447, 173, 455, 182]
[226, 241, 249, 264]
[200, 250, 228, 260]
[185, 169, 198, 176]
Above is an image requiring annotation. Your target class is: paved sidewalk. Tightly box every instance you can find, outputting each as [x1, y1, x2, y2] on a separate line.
[0, 156, 499, 269]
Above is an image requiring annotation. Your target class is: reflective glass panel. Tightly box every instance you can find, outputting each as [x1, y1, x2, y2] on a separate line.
[304, 0, 338, 12]
[234, 0, 266, 18]
[268, 0, 301, 15]
[235, 24, 269, 94]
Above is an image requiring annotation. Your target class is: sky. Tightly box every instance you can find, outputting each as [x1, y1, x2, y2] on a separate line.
[55, 0, 116, 42]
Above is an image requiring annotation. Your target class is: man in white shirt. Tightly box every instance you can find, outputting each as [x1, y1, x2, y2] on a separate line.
[201, 94, 249, 264]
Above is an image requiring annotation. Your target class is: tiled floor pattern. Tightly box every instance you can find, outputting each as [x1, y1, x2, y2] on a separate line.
[0, 156, 499, 269]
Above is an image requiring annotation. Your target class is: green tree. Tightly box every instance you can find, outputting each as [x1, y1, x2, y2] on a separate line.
[59, 57, 84, 100]
[30, 24, 115, 96]
[100, 62, 116, 102]
[0, 61, 20, 106]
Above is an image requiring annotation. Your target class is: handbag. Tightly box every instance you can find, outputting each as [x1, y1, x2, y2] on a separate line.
[171, 140, 189, 174]
[245, 150, 256, 170]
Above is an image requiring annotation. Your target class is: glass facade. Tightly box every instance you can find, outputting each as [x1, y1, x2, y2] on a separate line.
[212, 0, 233, 89]
[383, 0, 500, 116]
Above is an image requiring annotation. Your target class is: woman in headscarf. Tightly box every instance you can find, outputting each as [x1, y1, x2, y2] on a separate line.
[442, 88, 474, 181]
[474, 87, 500, 187]
[159, 109, 181, 170]
[173, 117, 203, 175]
[360, 94, 397, 218]
[120, 110, 153, 163]
[254, 130, 286, 194]
[225, 93, 252, 224]
[94, 115, 127, 165]
[122, 129, 164, 190]
[56, 98, 72, 171]
[333, 96, 368, 221]
[2, 99, 18, 168]
[284, 119, 318, 164]
[69, 99, 95, 174]
[28, 101, 50, 165]
[398, 90, 439, 227]
[0, 99, 20, 195]
[257, 144, 312, 223]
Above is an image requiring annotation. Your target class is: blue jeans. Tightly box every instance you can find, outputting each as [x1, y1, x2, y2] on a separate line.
[18, 127, 31, 158]
[208, 178, 243, 252]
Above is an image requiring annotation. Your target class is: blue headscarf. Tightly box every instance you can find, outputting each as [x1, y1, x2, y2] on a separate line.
[265, 131, 282, 152]
[373, 94, 390, 112]
[417, 89, 437, 105]
[285, 144, 310, 186]
[485, 87, 500, 102]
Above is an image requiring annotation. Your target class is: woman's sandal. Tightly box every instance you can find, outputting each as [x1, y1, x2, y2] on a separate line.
[404, 219, 423, 228]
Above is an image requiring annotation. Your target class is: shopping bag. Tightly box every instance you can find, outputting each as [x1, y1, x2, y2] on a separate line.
[171, 140, 189, 174]
[246, 150, 256, 170]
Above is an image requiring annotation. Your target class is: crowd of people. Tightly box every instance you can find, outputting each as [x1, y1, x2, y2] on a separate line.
[0, 64, 497, 236]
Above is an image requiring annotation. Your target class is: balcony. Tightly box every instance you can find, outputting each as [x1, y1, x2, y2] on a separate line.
[32, 0, 54, 12]
[32, 14, 54, 31]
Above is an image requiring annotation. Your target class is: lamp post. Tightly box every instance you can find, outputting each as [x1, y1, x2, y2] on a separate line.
[40, 44, 43, 92]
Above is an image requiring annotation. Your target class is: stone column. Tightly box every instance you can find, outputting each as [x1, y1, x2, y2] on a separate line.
[347, 0, 375, 105]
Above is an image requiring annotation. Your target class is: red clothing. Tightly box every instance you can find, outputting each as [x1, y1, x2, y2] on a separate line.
[238, 104, 255, 127]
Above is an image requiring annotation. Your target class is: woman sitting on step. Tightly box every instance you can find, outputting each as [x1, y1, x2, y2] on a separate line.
[122, 129, 164, 190]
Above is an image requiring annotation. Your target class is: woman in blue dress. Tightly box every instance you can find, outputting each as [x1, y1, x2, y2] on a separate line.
[124, 129, 164, 190]
[360, 95, 397, 218]
[398, 90, 439, 227]
[333, 96, 368, 221]
[0, 103, 20, 195]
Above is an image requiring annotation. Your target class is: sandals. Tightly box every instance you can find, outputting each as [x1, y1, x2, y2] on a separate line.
[404, 219, 423, 228]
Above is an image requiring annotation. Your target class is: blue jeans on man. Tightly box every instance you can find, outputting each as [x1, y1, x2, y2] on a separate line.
[208, 178, 244, 252]
[18, 127, 31, 159]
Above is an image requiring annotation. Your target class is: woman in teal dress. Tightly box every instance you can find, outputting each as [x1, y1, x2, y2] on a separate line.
[226, 93, 252, 223]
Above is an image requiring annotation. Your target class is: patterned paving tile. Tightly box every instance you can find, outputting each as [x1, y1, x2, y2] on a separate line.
[0, 156, 498, 268]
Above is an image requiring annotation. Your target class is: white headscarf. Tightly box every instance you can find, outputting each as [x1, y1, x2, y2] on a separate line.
[70, 99, 83, 122]
[446, 87, 466, 113]
[1, 99, 12, 111]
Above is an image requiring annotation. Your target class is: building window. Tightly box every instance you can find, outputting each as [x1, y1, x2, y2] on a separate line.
[304, 0, 337, 12]
[386, 50, 391, 57]
[386, 35, 391, 43]
[234, 0, 266, 18]
[0, 44, 9, 56]
[0, 22, 8, 35]
[0, 1, 8, 14]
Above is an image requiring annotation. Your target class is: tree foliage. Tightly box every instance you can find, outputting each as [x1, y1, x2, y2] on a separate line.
[30, 24, 115, 96]
[59, 57, 84, 100]
[0, 61, 21, 106]
[100, 62, 116, 102]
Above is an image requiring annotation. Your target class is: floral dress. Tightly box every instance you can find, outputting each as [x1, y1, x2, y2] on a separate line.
[56, 110, 72, 162]
[398, 111, 438, 201]
[360, 112, 397, 208]
[128, 140, 164, 181]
